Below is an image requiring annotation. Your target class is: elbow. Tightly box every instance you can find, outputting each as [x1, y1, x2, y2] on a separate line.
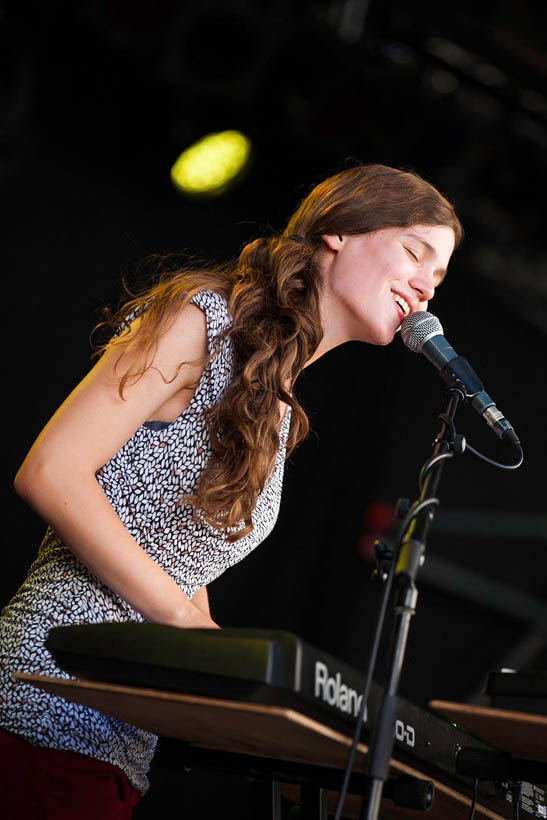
[14, 458, 66, 511]
[14, 461, 49, 508]
[15, 455, 96, 514]
[14, 463, 35, 504]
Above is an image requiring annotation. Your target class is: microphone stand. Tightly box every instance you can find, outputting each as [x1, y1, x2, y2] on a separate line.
[359, 385, 465, 820]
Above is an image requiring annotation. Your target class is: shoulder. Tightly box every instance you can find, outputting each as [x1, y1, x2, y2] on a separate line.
[167, 300, 209, 356]
[105, 298, 209, 394]
[109, 288, 232, 389]
[134, 300, 209, 390]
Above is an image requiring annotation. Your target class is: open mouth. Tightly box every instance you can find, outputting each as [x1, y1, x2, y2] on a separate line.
[392, 292, 411, 318]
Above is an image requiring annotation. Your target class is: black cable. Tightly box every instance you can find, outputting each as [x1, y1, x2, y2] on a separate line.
[419, 452, 454, 490]
[438, 411, 457, 441]
[510, 783, 521, 820]
[468, 777, 478, 820]
[466, 441, 524, 470]
[332, 557, 396, 820]
[435, 409, 524, 472]
[402, 497, 440, 530]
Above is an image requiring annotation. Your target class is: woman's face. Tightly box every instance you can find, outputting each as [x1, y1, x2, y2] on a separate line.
[318, 224, 456, 346]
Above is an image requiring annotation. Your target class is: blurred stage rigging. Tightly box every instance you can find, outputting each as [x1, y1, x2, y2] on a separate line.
[2, 0, 546, 327]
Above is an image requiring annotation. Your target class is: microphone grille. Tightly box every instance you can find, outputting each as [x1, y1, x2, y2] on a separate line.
[400, 311, 444, 353]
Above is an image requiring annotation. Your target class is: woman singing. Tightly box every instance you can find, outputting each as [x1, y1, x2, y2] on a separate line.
[0, 163, 461, 818]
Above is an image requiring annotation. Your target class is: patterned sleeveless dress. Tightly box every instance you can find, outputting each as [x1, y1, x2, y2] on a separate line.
[0, 290, 291, 793]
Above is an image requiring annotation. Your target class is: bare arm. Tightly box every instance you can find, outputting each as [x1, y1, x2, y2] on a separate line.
[192, 586, 211, 619]
[15, 304, 219, 628]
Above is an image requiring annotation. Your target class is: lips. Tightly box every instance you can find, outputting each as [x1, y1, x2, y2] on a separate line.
[392, 291, 412, 318]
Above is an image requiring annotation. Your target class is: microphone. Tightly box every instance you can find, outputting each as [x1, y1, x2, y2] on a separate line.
[400, 312, 519, 445]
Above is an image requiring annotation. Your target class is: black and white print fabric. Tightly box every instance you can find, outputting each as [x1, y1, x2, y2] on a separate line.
[0, 290, 291, 793]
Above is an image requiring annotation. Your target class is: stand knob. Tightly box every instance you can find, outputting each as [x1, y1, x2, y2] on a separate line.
[384, 775, 435, 811]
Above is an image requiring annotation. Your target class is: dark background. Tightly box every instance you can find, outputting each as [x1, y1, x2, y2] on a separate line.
[3, 0, 547, 813]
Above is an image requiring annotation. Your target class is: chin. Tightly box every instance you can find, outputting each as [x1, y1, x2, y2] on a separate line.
[368, 328, 397, 346]
[354, 319, 398, 346]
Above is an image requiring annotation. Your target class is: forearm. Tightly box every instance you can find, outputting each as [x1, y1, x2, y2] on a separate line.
[15, 466, 217, 628]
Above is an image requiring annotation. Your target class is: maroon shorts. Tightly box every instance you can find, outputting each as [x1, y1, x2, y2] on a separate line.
[0, 728, 141, 819]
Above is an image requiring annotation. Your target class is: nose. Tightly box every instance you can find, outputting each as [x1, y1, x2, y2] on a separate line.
[410, 267, 436, 304]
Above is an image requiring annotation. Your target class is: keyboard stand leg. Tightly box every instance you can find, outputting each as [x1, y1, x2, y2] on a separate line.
[301, 784, 328, 820]
[271, 780, 281, 820]
[251, 779, 281, 820]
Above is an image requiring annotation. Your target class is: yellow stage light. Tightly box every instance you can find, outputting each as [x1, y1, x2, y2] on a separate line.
[170, 130, 252, 196]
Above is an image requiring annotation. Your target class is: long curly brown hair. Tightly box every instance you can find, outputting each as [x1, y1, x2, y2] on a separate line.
[98, 164, 462, 540]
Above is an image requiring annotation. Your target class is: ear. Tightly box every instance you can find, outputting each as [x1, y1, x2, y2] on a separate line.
[321, 233, 344, 252]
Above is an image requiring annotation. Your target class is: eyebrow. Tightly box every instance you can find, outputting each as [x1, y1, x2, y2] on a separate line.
[405, 235, 448, 283]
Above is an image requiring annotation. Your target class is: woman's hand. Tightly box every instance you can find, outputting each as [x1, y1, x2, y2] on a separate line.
[169, 586, 220, 629]
[173, 604, 220, 630]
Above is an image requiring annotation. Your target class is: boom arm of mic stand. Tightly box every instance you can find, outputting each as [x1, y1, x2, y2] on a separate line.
[359, 387, 464, 820]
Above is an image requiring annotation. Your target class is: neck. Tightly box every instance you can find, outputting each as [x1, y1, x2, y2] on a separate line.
[304, 275, 352, 367]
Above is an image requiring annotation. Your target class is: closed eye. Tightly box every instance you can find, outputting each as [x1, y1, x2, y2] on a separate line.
[404, 247, 420, 262]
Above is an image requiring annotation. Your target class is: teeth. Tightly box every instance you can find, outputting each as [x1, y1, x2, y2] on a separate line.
[393, 293, 410, 317]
